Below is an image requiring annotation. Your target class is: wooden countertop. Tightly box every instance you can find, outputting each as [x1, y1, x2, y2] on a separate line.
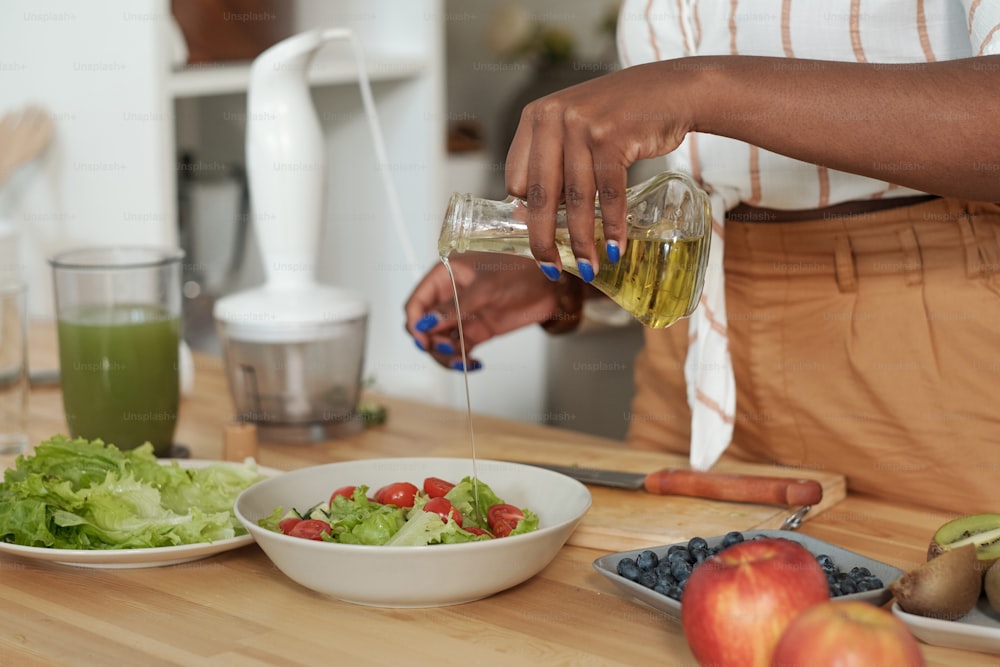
[2, 321, 994, 666]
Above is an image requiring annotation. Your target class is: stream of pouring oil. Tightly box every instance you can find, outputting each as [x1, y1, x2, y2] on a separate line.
[440, 257, 484, 525]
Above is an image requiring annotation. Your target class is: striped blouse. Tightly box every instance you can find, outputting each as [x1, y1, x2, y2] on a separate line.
[613, 0, 1000, 471]
[617, 0, 1000, 209]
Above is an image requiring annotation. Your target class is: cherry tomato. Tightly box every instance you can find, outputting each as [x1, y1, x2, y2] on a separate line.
[423, 497, 462, 526]
[463, 526, 490, 537]
[423, 477, 455, 498]
[329, 485, 357, 505]
[287, 519, 331, 541]
[278, 517, 302, 535]
[487, 503, 524, 538]
[373, 482, 419, 508]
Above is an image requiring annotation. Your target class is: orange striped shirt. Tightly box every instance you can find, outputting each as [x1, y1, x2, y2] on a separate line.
[616, 0, 1000, 209]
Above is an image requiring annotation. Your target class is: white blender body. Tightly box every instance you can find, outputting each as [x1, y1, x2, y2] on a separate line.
[214, 29, 369, 442]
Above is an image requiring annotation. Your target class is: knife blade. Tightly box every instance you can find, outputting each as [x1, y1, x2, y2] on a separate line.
[513, 461, 823, 507]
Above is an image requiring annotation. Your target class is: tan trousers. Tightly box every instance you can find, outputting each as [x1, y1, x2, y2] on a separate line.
[627, 198, 1000, 515]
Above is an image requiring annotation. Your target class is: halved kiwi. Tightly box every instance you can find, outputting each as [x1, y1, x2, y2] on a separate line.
[891, 543, 982, 620]
[927, 513, 1000, 571]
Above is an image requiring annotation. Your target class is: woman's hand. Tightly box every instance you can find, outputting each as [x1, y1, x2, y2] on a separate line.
[504, 62, 697, 280]
[404, 253, 562, 371]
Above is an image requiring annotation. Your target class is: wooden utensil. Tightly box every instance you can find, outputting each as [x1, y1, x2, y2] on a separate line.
[0, 105, 53, 186]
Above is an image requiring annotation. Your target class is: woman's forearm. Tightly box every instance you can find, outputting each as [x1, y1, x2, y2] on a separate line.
[689, 55, 1000, 201]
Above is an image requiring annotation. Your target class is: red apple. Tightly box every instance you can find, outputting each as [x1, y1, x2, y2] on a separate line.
[770, 600, 926, 667]
[682, 537, 830, 667]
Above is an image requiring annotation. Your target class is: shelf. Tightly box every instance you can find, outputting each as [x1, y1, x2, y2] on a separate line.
[169, 53, 427, 99]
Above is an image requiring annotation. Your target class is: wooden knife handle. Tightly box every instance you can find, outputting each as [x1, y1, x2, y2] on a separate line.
[643, 469, 824, 506]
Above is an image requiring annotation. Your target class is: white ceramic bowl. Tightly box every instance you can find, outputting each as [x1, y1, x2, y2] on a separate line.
[235, 457, 591, 607]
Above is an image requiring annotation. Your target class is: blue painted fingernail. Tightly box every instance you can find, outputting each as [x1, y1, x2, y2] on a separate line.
[413, 338, 426, 351]
[415, 313, 438, 332]
[577, 259, 595, 283]
[450, 359, 483, 371]
[539, 262, 561, 281]
[435, 341, 455, 355]
[606, 241, 620, 263]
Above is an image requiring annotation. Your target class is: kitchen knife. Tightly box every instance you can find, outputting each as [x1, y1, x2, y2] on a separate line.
[514, 462, 823, 507]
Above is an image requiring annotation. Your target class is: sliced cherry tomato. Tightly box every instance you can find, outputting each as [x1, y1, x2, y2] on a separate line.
[329, 485, 357, 505]
[487, 503, 525, 538]
[278, 517, 302, 535]
[373, 481, 419, 508]
[423, 497, 462, 526]
[423, 476, 455, 498]
[463, 526, 490, 537]
[287, 519, 331, 541]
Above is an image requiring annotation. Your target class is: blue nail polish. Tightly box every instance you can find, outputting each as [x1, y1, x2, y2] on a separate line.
[606, 241, 620, 263]
[450, 359, 482, 371]
[413, 338, 426, 351]
[539, 262, 561, 281]
[415, 313, 438, 332]
[578, 259, 595, 283]
[435, 341, 455, 355]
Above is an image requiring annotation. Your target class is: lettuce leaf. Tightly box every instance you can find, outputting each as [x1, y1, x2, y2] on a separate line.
[445, 477, 504, 530]
[0, 435, 264, 550]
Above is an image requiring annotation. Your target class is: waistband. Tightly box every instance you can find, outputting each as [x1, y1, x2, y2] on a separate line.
[724, 198, 1000, 290]
[726, 195, 940, 224]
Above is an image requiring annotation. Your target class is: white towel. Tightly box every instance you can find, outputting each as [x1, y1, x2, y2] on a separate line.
[684, 187, 739, 470]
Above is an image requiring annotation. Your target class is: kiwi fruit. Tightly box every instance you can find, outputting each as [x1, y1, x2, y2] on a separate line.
[986, 560, 1000, 614]
[890, 543, 982, 620]
[927, 513, 1000, 572]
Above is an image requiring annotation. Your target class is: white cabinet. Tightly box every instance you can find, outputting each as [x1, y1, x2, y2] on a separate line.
[1, 0, 462, 408]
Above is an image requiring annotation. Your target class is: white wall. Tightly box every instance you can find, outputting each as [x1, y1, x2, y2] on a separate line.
[0, 0, 176, 317]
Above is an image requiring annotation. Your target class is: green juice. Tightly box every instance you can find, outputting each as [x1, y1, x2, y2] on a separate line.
[56, 304, 180, 456]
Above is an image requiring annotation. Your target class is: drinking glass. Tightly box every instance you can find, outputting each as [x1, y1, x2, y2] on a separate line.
[49, 247, 184, 456]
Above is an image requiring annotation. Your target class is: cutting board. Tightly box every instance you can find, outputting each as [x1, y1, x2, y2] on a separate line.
[429, 434, 846, 553]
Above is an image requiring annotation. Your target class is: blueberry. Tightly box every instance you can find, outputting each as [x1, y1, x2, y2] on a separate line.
[636, 550, 659, 571]
[868, 576, 884, 589]
[638, 570, 658, 589]
[617, 558, 641, 581]
[840, 577, 858, 595]
[850, 566, 872, 578]
[816, 554, 836, 573]
[691, 546, 711, 564]
[666, 544, 688, 558]
[670, 559, 693, 582]
[721, 531, 745, 549]
[687, 536, 709, 553]
[653, 581, 672, 596]
[667, 547, 692, 565]
[666, 585, 682, 601]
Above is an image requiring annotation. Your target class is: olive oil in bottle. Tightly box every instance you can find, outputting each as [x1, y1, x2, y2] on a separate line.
[437, 171, 712, 329]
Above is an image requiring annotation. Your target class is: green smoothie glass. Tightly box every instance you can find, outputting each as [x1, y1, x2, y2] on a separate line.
[49, 247, 184, 457]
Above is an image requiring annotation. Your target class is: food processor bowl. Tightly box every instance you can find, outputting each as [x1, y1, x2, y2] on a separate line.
[214, 284, 368, 443]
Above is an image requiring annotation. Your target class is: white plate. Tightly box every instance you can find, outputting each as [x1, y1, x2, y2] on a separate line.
[0, 459, 281, 569]
[892, 598, 1000, 656]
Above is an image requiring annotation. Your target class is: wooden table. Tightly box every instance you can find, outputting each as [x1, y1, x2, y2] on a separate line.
[1, 322, 995, 666]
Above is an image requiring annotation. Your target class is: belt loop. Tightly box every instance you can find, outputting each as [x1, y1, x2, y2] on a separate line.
[833, 235, 857, 293]
[896, 227, 923, 286]
[955, 209, 983, 279]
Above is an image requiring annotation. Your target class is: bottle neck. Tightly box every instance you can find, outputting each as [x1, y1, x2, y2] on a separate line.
[438, 194, 530, 258]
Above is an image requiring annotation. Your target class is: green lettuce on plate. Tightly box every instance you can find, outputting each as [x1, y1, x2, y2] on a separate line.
[0, 435, 264, 550]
